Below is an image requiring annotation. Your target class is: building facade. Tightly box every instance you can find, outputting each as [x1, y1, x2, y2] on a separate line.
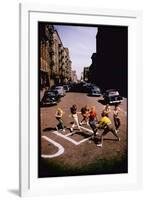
[39, 23, 72, 90]
[71, 70, 78, 83]
[89, 26, 128, 96]
[83, 67, 90, 82]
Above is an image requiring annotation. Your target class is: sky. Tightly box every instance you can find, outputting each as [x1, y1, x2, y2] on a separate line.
[54, 25, 97, 79]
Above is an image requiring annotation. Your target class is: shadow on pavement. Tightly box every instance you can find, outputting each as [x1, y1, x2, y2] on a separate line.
[74, 131, 91, 138]
[98, 99, 106, 105]
[103, 138, 119, 141]
[43, 127, 56, 132]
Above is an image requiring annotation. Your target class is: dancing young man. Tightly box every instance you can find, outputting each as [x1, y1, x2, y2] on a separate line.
[55, 108, 65, 132]
[102, 104, 111, 117]
[80, 105, 89, 126]
[88, 106, 98, 138]
[96, 112, 120, 147]
[113, 104, 121, 132]
[70, 104, 81, 132]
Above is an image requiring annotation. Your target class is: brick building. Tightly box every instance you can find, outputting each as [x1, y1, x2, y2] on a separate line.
[83, 67, 90, 82]
[39, 23, 72, 90]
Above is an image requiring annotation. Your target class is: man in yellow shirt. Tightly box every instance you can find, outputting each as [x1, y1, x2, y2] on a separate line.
[96, 112, 120, 147]
[101, 104, 111, 117]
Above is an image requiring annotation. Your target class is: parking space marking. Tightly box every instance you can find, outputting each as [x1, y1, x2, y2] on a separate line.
[77, 136, 92, 144]
[53, 131, 79, 145]
[53, 126, 95, 145]
[41, 127, 100, 158]
[80, 126, 93, 134]
[41, 136, 64, 158]
[65, 132, 76, 137]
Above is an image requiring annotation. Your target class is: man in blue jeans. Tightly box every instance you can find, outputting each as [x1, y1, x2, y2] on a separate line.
[88, 106, 98, 138]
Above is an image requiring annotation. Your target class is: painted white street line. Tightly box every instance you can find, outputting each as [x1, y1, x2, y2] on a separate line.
[80, 126, 93, 134]
[53, 131, 79, 145]
[65, 126, 93, 136]
[65, 132, 76, 137]
[77, 136, 92, 144]
[41, 136, 64, 158]
[53, 125, 96, 145]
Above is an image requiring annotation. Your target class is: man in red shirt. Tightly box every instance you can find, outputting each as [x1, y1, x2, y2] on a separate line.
[89, 106, 98, 138]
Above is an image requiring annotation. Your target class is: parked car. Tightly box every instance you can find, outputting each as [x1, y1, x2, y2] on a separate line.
[40, 94, 57, 106]
[103, 89, 123, 104]
[81, 83, 92, 93]
[63, 85, 70, 92]
[88, 87, 102, 97]
[55, 86, 66, 97]
[44, 90, 60, 102]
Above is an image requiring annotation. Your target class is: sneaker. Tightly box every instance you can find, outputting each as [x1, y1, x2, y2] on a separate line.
[60, 129, 65, 132]
[70, 128, 73, 132]
[117, 137, 120, 141]
[97, 143, 103, 147]
[95, 131, 99, 135]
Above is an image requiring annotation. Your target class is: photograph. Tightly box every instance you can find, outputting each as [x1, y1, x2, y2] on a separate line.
[38, 22, 128, 178]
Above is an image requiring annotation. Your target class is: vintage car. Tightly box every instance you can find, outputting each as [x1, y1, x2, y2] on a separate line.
[63, 85, 70, 92]
[55, 86, 66, 97]
[88, 87, 102, 97]
[44, 90, 60, 102]
[103, 89, 123, 104]
[40, 94, 57, 106]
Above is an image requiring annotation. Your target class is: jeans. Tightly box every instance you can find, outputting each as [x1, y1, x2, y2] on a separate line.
[56, 117, 64, 130]
[114, 117, 121, 130]
[72, 114, 80, 129]
[89, 119, 97, 135]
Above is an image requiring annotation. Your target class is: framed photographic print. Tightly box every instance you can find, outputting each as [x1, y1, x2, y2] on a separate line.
[19, 3, 142, 197]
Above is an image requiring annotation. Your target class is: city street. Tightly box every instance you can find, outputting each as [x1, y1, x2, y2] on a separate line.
[39, 92, 128, 177]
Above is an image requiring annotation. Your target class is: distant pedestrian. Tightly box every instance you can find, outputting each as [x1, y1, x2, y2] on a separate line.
[80, 105, 89, 126]
[96, 112, 120, 147]
[55, 108, 65, 132]
[102, 104, 111, 117]
[113, 104, 121, 132]
[88, 106, 98, 138]
[70, 104, 81, 132]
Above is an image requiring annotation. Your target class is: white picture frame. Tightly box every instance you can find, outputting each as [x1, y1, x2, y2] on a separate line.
[19, 3, 143, 197]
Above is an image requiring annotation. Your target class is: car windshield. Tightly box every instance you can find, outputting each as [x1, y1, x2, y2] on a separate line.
[47, 92, 55, 95]
[106, 89, 119, 96]
[56, 86, 63, 89]
[108, 91, 119, 96]
[92, 88, 100, 92]
[108, 92, 119, 97]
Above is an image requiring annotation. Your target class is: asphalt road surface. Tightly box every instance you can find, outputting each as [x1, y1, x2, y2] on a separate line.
[39, 92, 128, 177]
